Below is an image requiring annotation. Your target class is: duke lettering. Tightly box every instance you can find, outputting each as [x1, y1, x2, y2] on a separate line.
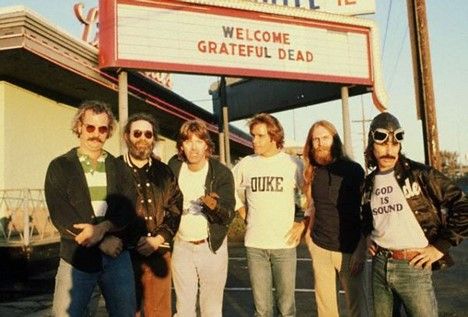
[251, 176, 283, 192]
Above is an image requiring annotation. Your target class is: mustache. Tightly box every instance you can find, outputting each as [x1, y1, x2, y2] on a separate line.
[88, 137, 103, 143]
[134, 140, 152, 147]
[379, 155, 396, 160]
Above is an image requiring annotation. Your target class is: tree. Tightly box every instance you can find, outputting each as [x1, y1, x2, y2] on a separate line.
[440, 150, 460, 179]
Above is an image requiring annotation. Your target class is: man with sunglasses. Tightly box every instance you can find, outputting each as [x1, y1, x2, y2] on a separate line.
[361, 112, 468, 317]
[44, 100, 137, 316]
[121, 113, 183, 317]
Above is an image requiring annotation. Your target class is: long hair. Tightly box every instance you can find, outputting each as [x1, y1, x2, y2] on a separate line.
[123, 112, 159, 141]
[364, 131, 403, 170]
[302, 120, 346, 207]
[71, 100, 115, 138]
[176, 119, 214, 160]
[364, 133, 377, 170]
[247, 113, 285, 149]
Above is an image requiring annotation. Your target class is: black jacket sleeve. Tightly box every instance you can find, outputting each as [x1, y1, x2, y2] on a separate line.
[202, 162, 236, 226]
[421, 167, 468, 253]
[105, 158, 137, 231]
[44, 158, 80, 239]
[153, 166, 183, 242]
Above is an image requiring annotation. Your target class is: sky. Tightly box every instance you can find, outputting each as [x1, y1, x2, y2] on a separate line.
[1, 0, 467, 167]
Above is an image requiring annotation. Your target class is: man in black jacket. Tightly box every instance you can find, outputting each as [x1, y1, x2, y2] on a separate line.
[361, 112, 468, 317]
[168, 119, 235, 317]
[44, 100, 136, 316]
[122, 112, 183, 317]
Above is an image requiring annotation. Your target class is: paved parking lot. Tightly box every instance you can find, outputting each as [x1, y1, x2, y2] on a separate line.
[1, 241, 467, 316]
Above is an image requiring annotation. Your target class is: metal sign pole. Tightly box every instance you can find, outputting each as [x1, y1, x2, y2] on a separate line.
[341, 86, 354, 159]
[219, 77, 231, 166]
[118, 70, 128, 155]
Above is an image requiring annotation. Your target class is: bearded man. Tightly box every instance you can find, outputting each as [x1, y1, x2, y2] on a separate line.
[122, 113, 183, 317]
[301, 120, 369, 317]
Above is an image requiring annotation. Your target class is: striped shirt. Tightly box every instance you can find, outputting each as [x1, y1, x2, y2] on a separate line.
[78, 150, 108, 221]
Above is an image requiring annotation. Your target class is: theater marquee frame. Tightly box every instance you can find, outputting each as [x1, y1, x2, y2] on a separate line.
[99, 0, 387, 110]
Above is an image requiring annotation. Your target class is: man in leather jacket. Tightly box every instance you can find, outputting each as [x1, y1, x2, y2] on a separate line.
[122, 113, 183, 317]
[168, 119, 235, 317]
[361, 112, 468, 317]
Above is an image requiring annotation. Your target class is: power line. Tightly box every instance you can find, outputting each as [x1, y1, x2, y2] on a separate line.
[381, 0, 393, 61]
[388, 28, 408, 90]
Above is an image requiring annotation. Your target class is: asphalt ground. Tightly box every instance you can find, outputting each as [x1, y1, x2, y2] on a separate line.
[0, 241, 467, 316]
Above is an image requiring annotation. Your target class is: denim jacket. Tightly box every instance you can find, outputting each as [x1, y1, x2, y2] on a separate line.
[44, 148, 136, 272]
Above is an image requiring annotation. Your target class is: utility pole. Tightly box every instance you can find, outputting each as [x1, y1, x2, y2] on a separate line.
[352, 97, 372, 174]
[406, 0, 441, 170]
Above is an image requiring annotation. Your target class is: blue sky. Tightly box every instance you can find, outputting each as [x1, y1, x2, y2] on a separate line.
[2, 0, 467, 167]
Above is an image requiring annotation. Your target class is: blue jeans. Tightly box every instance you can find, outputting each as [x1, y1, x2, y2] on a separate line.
[372, 251, 438, 317]
[52, 251, 136, 317]
[246, 247, 296, 317]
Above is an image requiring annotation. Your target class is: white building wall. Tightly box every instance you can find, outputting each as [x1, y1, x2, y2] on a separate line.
[1, 81, 178, 189]
[155, 137, 177, 164]
[1, 82, 121, 189]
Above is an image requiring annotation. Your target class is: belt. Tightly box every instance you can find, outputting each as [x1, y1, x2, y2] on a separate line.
[377, 246, 420, 261]
[188, 239, 207, 245]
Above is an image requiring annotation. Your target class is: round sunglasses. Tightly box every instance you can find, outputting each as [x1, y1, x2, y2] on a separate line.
[132, 129, 153, 139]
[372, 128, 404, 144]
[83, 124, 109, 134]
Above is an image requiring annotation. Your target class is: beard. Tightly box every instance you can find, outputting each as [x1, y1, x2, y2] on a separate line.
[313, 147, 333, 166]
[128, 139, 154, 160]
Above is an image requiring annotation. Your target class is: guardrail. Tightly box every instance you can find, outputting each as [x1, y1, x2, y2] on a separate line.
[0, 189, 59, 247]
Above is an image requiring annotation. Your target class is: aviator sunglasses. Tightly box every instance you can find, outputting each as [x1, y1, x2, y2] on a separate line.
[372, 128, 404, 144]
[83, 124, 109, 134]
[132, 129, 153, 139]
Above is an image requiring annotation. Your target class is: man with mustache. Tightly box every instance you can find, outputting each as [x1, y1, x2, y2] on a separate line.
[44, 100, 137, 316]
[122, 113, 183, 317]
[299, 120, 368, 317]
[361, 112, 468, 317]
[168, 119, 235, 317]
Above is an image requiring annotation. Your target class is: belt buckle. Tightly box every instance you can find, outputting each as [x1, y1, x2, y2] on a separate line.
[377, 246, 393, 258]
[190, 239, 206, 245]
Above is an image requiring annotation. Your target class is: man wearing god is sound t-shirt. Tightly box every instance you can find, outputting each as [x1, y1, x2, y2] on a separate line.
[361, 112, 468, 317]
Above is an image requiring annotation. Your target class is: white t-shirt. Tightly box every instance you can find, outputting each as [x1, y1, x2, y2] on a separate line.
[176, 162, 209, 241]
[370, 170, 428, 249]
[233, 152, 304, 249]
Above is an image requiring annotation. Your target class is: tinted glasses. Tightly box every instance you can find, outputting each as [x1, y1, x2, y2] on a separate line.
[132, 129, 153, 139]
[372, 128, 404, 144]
[84, 124, 109, 134]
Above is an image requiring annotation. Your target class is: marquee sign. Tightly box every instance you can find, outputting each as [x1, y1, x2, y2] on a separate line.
[255, 0, 375, 16]
[99, 0, 387, 109]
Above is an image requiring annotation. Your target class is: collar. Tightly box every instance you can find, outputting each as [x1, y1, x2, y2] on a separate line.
[77, 149, 108, 163]
[123, 152, 152, 171]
